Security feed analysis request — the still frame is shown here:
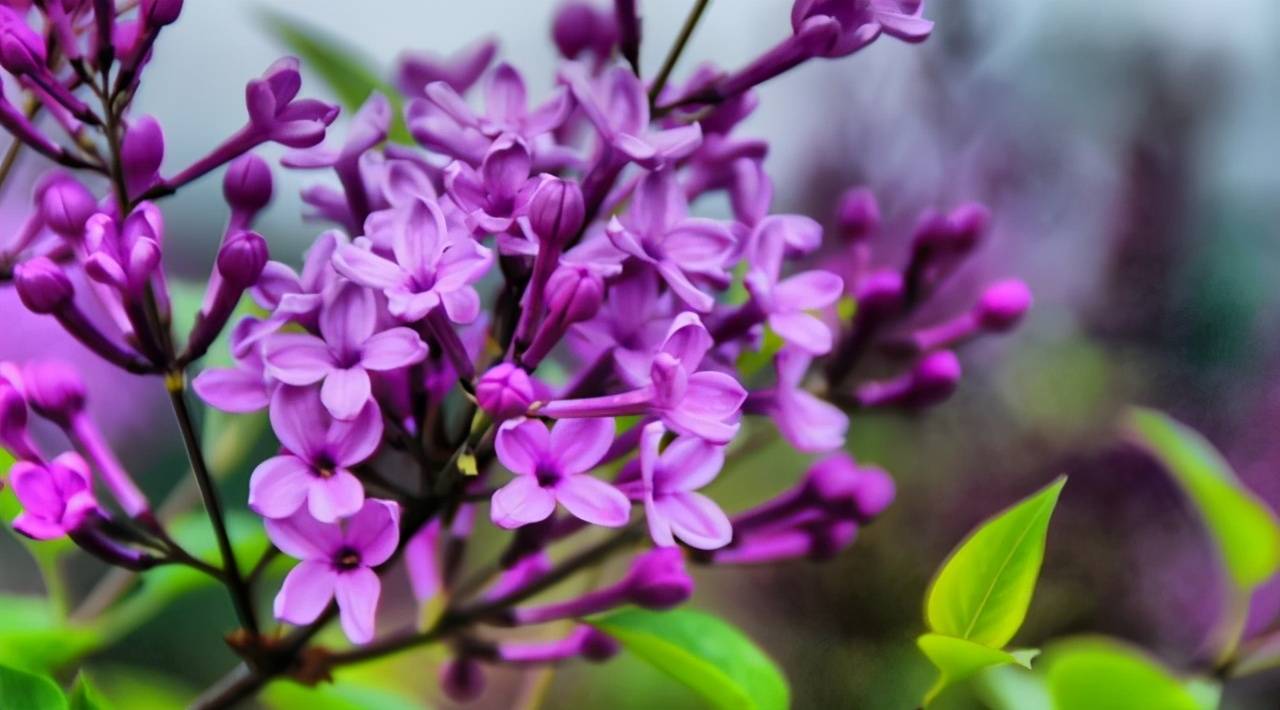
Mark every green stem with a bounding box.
[648,0,713,107]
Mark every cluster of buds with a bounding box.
[0,1,1030,705]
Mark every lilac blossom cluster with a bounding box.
[0,0,1029,705]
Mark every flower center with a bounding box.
[535,463,562,488]
[336,547,362,570]
[313,453,337,479]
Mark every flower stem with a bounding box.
[648,0,713,107]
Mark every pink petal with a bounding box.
[9,462,62,517]
[659,312,713,369]
[333,243,405,290]
[656,261,715,313]
[265,509,343,560]
[658,492,732,550]
[663,218,736,269]
[193,367,269,413]
[264,333,334,386]
[274,560,336,625]
[321,367,373,421]
[319,283,377,353]
[305,470,366,523]
[773,270,843,311]
[495,417,550,475]
[657,436,725,492]
[769,311,833,355]
[662,408,740,446]
[490,476,557,529]
[485,63,527,125]
[605,218,653,263]
[361,328,428,371]
[777,389,848,453]
[555,475,631,527]
[440,287,482,324]
[328,400,385,466]
[683,371,747,419]
[269,385,329,459]
[393,198,448,279]
[335,567,381,644]
[248,455,313,519]
[344,498,401,566]
[549,417,615,475]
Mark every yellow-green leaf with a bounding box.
[1044,637,1215,710]
[0,664,66,710]
[917,633,1035,706]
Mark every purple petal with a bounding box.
[274,560,336,625]
[193,367,269,413]
[773,270,843,311]
[265,509,343,560]
[663,218,735,269]
[481,135,532,197]
[269,385,328,459]
[485,63,528,124]
[248,455,313,519]
[495,417,549,475]
[13,514,66,541]
[306,470,365,523]
[335,567,381,644]
[9,462,61,519]
[656,261,715,313]
[333,243,405,289]
[328,399,385,465]
[659,312,712,369]
[405,521,441,603]
[549,417,615,475]
[628,170,684,237]
[522,88,572,136]
[343,498,401,566]
[361,328,428,371]
[393,199,448,280]
[769,311,833,355]
[646,124,702,163]
[264,333,334,386]
[321,367,373,421]
[491,476,557,529]
[555,475,631,527]
[657,436,725,492]
[440,287,482,324]
[320,283,377,353]
[443,162,488,213]
[601,66,648,133]
[663,407,739,445]
[657,492,732,550]
[777,390,848,453]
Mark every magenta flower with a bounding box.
[267,499,400,645]
[250,385,382,522]
[245,57,342,148]
[444,134,538,233]
[570,271,673,386]
[9,452,99,540]
[744,265,843,356]
[561,63,702,169]
[749,348,848,452]
[424,62,572,143]
[263,282,428,420]
[193,319,273,413]
[332,197,494,324]
[792,0,934,57]
[83,207,163,297]
[395,37,498,98]
[491,417,630,529]
[637,422,732,550]
[605,170,735,313]
[246,229,346,352]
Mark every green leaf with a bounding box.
[973,664,1052,710]
[1126,407,1280,591]
[588,608,789,710]
[924,476,1066,647]
[0,596,102,673]
[916,633,1035,705]
[260,10,412,144]
[0,664,67,710]
[68,672,112,710]
[262,676,426,710]
[1044,637,1215,710]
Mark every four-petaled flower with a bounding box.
[635,422,732,550]
[9,452,98,540]
[444,134,539,233]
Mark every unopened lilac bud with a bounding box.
[222,154,273,213]
[946,202,991,253]
[21,361,87,428]
[441,657,486,703]
[15,257,74,314]
[975,279,1031,332]
[0,380,34,458]
[909,208,952,251]
[216,230,268,287]
[851,465,895,520]
[552,2,616,60]
[623,548,693,609]
[39,176,98,239]
[122,115,165,195]
[141,0,183,27]
[578,628,620,661]
[0,14,47,75]
[836,187,879,242]
[907,350,961,406]
[808,520,858,560]
[529,177,585,248]
[476,363,535,421]
[545,265,603,324]
[803,453,862,519]
[854,270,903,316]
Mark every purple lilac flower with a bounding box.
[263,282,428,420]
[395,37,498,98]
[424,62,572,144]
[792,0,934,57]
[491,416,630,529]
[561,63,702,170]
[748,348,848,452]
[443,134,539,233]
[633,421,732,550]
[193,318,273,413]
[267,499,400,644]
[250,385,383,522]
[9,452,99,540]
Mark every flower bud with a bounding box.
[623,548,693,609]
[440,656,486,703]
[853,270,903,316]
[803,453,863,519]
[906,350,961,406]
[141,0,183,27]
[836,187,879,242]
[545,265,603,325]
[909,208,952,251]
[578,628,620,662]
[15,257,74,313]
[0,13,47,75]
[946,202,991,253]
[808,520,858,560]
[21,361,86,428]
[0,380,31,454]
[975,279,1031,332]
[552,2,617,60]
[223,154,273,213]
[851,465,895,520]
[216,230,268,287]
[38,176,98,239]
[476,363,535,421]
[121,115,165,195]
[529,177,585,248]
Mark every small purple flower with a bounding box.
[636,422,732,550]
[83,206,163,297]
[9,452,99,540]
[250,385,382,522]
[267,499,400,645]
[791,0,934,57]
[247,229,346,351]
[749,348,848,452]
[444,134,538,233]
[571,271,672,386]
[193,318,273,413]
[606,170,735,313]
[561,63,702,169]
[491,416,630,529]
[263,282,428,420]
[332,197,494,324]
[425,62,572,142]
[246,57,342,148]
[744,267,843,356]
[395,37,498,98]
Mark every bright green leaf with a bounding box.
[925,476,1066,647]
[1126,407,1280,591]
[589,608,789,710]
[0,664,67,710]
[262,671,426,710]
[1044,637,1214,710]
[68,672,112,710]
[973,664,1051,710]
[0,596,102,673]
[917,633,1035,706]
[260,11,412,144]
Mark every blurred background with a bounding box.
[3,0,1280,707]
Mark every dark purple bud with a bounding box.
[836,187,879,242]
[854,270,903,316]
[216,230,268,287]
[0,13,47,75]
[975,279,1031,332]
[623,548,693,609]
[808,520,858,560]
[552,2,617,60]
[15,257,74,313]
[476,363,536,421]
[141,0,183,26]
[909,208,952,251]
[906,350,961,406]
[441,657,486,703]
[529,177,585,248]
[545,265,603,325]
[222,154,273,213]
[21,361,86,428]
[946,202,991,253]
[38,176,98,239]
[851,465,895,520]
[803,453,863,519]
[122,115,165,195]
[578,628,620,661]
[0,380,36,459]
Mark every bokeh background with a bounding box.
[3,1,1280,707]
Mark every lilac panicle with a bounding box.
[268,499,401,644]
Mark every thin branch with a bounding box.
[648,0,713,107]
